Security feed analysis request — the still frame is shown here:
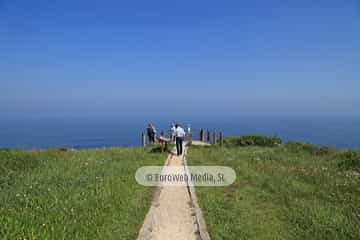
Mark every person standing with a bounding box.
[170,123,176,143]
[146,123,155,144]
[174,123,186,156]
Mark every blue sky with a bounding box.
[1,0,359,118]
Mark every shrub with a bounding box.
[335,150,360,171]
[225,135,282,147]
[285,141,336,155]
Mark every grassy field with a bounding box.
[0,146,166,240]
[188,138,360,240]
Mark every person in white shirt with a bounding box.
[174,123,186,156]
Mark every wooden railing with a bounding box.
[141,127,224,147]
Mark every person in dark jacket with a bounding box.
[146,123,155,144]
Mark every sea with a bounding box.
[0,116,359,150]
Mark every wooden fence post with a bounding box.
[220,132,224,147]
[142,131,146,147]
[213,131,217,145]
[200,128,204,142]
[207,130,211,143]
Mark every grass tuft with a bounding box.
[336,150,360,171]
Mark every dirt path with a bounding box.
[137,141,208,240]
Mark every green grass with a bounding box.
[0,146,166,240]
[224,135,282,147]
[188,143,360,240]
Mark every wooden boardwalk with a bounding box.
[137,141,210,240]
